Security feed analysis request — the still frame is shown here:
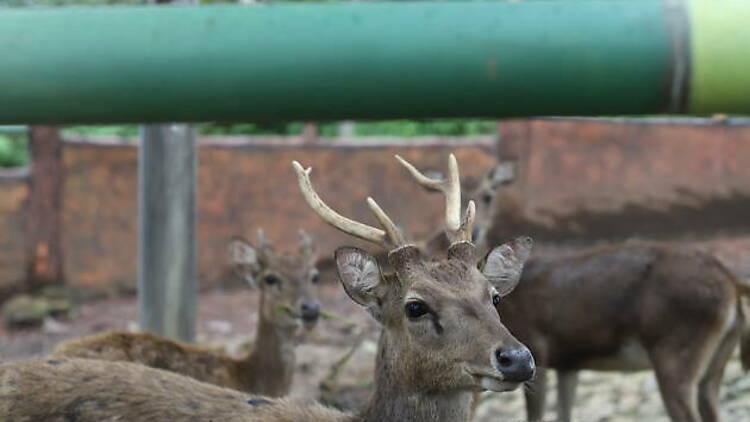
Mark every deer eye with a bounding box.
[482,193,493,204]
[310,272,320,284]
[264,274,281,286]
[492,293,501,307]
[405,301,430,319]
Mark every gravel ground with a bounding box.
[474,357,750,422]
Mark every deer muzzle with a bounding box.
[493,346,535,383]
[300,301,321,328]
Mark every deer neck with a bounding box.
[358,332,473,422]
[238,293,297,396]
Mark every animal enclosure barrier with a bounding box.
[0,0,749,125]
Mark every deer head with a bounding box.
[293,155,534,403]
[469,161,516,245]
[229,230,321,330]
[414,159,518,257]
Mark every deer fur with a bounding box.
[0,358,347,422]
[504,241,750,422]
[449,162,750,422]
[0,155,535,422]
[50,231,321,397]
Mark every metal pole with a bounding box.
[138,124,197,342]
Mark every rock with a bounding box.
[2,295,50,329]
[2,294,73,330]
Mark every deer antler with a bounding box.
[395,154,475,244]
[292,161,406,250]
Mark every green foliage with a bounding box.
[0,135,29,168]
[198,122,301,135]
[352,120,496,136]
[63,125,139,137]
[62,119,497,138]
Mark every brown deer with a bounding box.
[452,161,750,422]
[50,230,322,397]
[0,154,535,422]
[502,241,750,422]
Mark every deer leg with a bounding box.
[652,368,701,422]
[556,369,578,422]
[650,341,710,422]
[698,312,740,422]
[524,367,547,421]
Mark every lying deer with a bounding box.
[449,161,750,422]
[0,154,535,422]
[50,230,321,397]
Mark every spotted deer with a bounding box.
[0,154,534,422]
[450,161,750,422]
[50,230,321,397]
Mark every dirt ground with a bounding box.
[2,238,750,421]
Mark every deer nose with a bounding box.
[300,302,320,322]
[494,347,535,382]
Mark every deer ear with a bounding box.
[489,161,516,188]
[482,236,532,297]
[229,237,260,287]
[335,247,384,321]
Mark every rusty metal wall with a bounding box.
[2,118,749,296]
[491,118,750,245]
[58,136,497,294]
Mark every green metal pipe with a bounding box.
[0,0,747,124]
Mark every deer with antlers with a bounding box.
[50,230,321,397]
[441,160,750,422]
[0,154,534,422]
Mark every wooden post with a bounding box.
[26,126,64,291]
[138,124,197,342]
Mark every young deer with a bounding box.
[50,230,321,397]
[0,154,535,422]
[455,162,750,422]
